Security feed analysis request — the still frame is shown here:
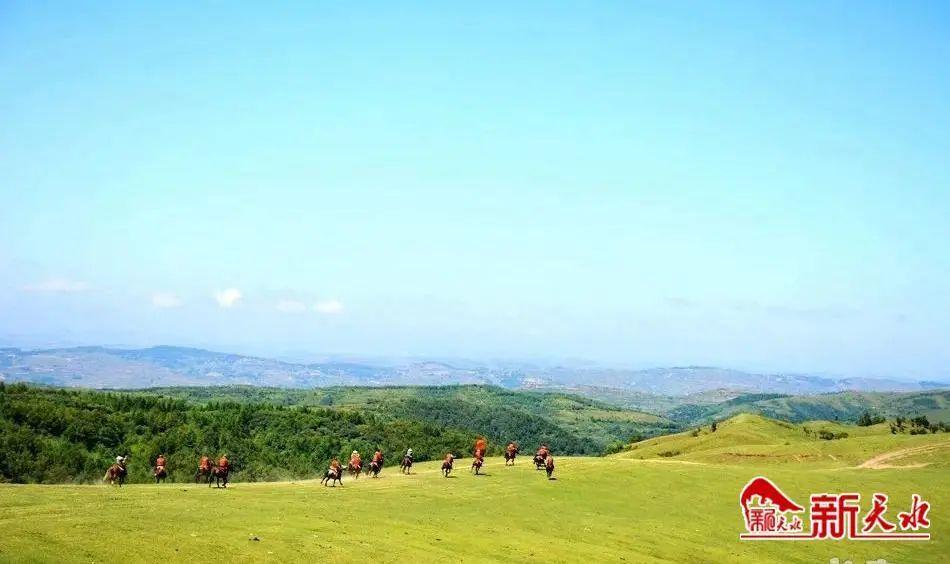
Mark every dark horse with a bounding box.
[210,464,230,488]
[400,455,413,475]
[194,463,214,484]
[441,458,454,477]
[346,461,362,480]
[471,456,484,475]
[545,457,555,479]
[320,467,343,487]
[153,465,168,484]
[366,459,382,478]
[104,463,128,486]
[533,453,547,470]
[504,446,519,466]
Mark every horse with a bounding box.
[346,461,362,479]
[400,455,413,474]
[194,463,214,484]
[533,453,547,470]
[103,463,128,486]
[504,446,519,466]
[471,456,483,475]
[153,465,168,484]
[545,458,555,479]
[210,464,230,488]
[441,459,454,477]
[366,459,382,478]
[320,467,343,487]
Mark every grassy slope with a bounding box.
[1,415,947,563]
[623,413,950,467]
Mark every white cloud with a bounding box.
[214,288,243,308]
[22,278,90,293]
[313,299,344,315]
[276,299,307,313]
[151,292,183,309]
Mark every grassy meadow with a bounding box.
[1,414,947,563]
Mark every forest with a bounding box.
[0,383,674,483]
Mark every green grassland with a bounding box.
[623,413,950,467]
[1,414,946,563]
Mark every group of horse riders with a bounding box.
[104,453,231,486]
[105,439,556,486]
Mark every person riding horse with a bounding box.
[441,453,455,477]
[544,453,555,479]
[534,444,549,470]
[505,442,519,465]
[210,454,230,488]
[321,458,344,486]
[195,455,214,483]
[347,450,362,478]
[104,455,129,486]
[401,448,413,474]
[368,449,384,478]
[153,454,168,483]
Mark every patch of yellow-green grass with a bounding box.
[0,454,946,563]
[621,413,950,468]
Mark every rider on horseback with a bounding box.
[473,438,487,459]
[155,454,166,471]
[404,448,413,462]
[329,458,342,476]
[200,455,212,471]
[218,454,229,472]
[544,453,555,478]
[349,450,361,468]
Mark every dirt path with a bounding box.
[857,443,949,469]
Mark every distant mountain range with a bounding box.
[1,345,946,396]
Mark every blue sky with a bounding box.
[1,2,948,378]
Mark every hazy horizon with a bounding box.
[2,3,949,379]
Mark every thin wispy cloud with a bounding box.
[276,299,307,313]
[313,299,344,315]
[151,292,183,309]
[214,288,243,308]
[22,278,90,293]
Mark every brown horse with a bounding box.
[210,464,229,488]
[471,456,484,475]
[153,465,168,484]
[504,445,519,466]
[400,455,413,474]
[346,461,362,479]
[104,463,128,486]
[194,463,214,484]
[441,458,454,477]
[533,453,547,470]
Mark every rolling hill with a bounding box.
[621,413,950,468]
[0,419,946,563]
